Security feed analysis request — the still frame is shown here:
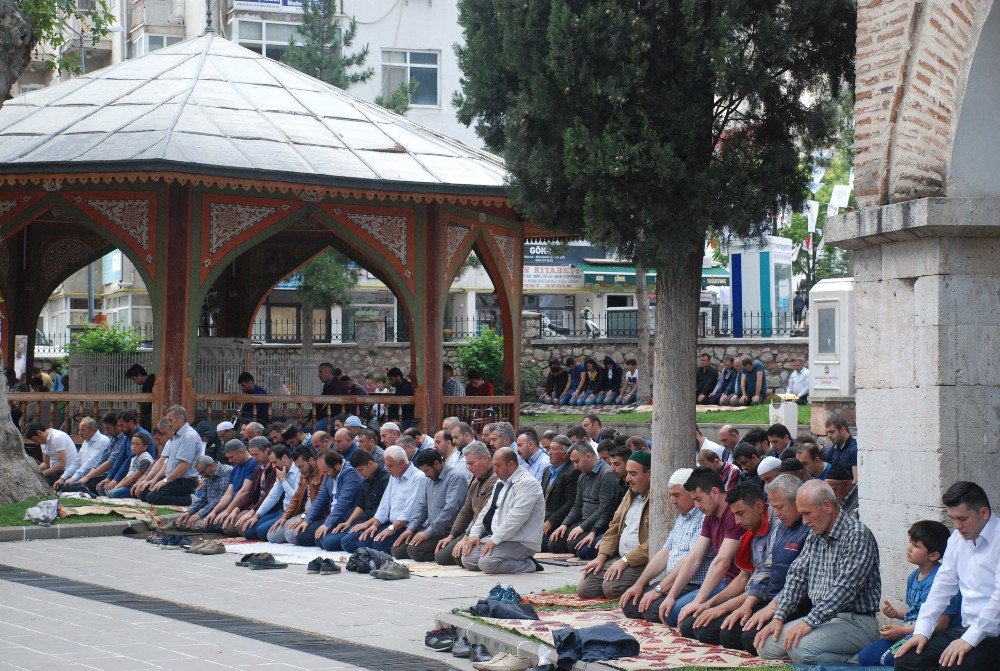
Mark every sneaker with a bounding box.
[307,557,323,574]
[425,626,454,646]
[159,535,190,550]
[425,632,456,652]
[320,559,340,575]
[473,652,531,671]
[451,636,472,658]
[375,560,410,580]
[191,540,225,555]
[235,553,259,567]
[248,553,288,570]
[488,583,505,600]
[499,586,522,604]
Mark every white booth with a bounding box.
[727,236,795,336]
[808,277,855,398]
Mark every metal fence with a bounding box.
[532,312,654,339]
[443,317,502,341]
[34,324,155,360]
[699,310,804,338]
[250,317,408,344]
[531,309,805,340]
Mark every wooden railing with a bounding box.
[194,393,417,428]
[8,392,154,434]
[443,395,518,433]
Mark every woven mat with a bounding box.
[222,541,351,566]
[534,552,588,567]
[483,608,774,669]
[405,563,474,578]
[522,593,615,608]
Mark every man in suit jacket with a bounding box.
[541,435,580,551]
[462,447,545,574]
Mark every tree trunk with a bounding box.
[301,300,315,359]
[634,254,653,404]
[648,249,704,550]
[0,382,52,506]
[0,0,34,105]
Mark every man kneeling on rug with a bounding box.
[578,451,650,599]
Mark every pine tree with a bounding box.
[280,0,372,89]
[454,0,855,545]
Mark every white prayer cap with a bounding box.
[758,456,782,476]
[668,468,694,487]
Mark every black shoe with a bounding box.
[425,626,451,646]
[236,553,259,567]
[249,553,288,570]
[470,643,492,663]
[425,634,456,652]
[346,551,364,573]
[531,558,544,572]
[307,557,323,574]
[452,637,471,658]
[320,558,340,575]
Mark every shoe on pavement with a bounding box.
[474,652,531,671]
[488,583,505,600]
[451,637,471,658]
[376,560,410,580]
[499,586,522,604]
[469,644,493,663]
[307,557,323,574]
[425,634,456,652]
[531,558,544,572]
[471,651,508,670]
[184,539,209,553]
[320,559,340,575]
[249,553,288,570]
[425,626,455,647]
[236,553,259,567]
[191,540,225,555]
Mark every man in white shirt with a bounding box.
[341,445,425,553]
[696,427,726,466]
[55,418,110,491]
[435,429,470,482]
[24,423,79,485]
[896,481,1000,671]
[786,358,810,404]
[515,427,551,482]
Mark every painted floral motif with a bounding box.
[490,231,517,284]
[0,200,19,218]
[87,199,150,250]
[447,224,471,271]
[209,203,277,254]
[346,213,408,265]
[41,238,105,286]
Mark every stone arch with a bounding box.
[946,1,1000,196]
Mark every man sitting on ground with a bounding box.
[241,421,265,442]
[176,456,234,531]
[729,357,767,406]
[216,436,273,533]
[823,416,858,483]
[795,443,831,479]
[266,447,323,544]
[698,449,741,491]
[716,425,740,463]
[825,464,858,517]
[515,427,550,482]
[145,405,203,505]
[547,444,620,560]
[734,444,765,493]
[340,445,425,553]
[379,422,402,450]
[55,417,110,493]
[331,428,356,461]
[757,456,783,485]
[658,468,743,627]
[766,424,795,457]
[392,449,466,562]
[679,482,775,643]
[404,426,435,453]
[696,353,719,404]
[696,427,726,465]
[282,425,313,451]
[108,433,155,498]
[708,356,738,406]
[582,414,603,445]
[434,429,467,480]
[462,447,545,574]
[242,445,301,540]
[357,428,384,466]
[786,358,809,404]
[579,451,651,599]
[621,469,710,622]
[24,422,79,486]
[755,480,880,665]
[318,450,389,552]
[200,439,260,529]
[540,435,580,551]
[302,450,363,547]
[609,445,633,500]
[895,481,1000,671]
[435,442,498,565]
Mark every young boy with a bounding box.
[618,359,639,405]
[109,434,155,499]
[856,520,961,666]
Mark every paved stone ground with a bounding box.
[0,537,580,671]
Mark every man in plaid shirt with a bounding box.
[755,480,881,664]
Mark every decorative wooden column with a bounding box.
[415,202,446,430]
[159,183,197,412]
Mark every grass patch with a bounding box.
[0,497,152,528]
[543,583,580,595]
[522,404,810,427]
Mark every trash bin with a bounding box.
[767,394,798,430]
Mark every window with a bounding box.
[132,34,182,57]
[817,307,836,354]
[606,295,632,308]
[234,20,301,61]
[381,50,439,106]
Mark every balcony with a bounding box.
[131,0,185,29]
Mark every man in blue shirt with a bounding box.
[238,372,269,423]
[146,405,203,506]
[823,416,858,483]
[515,427,551,482]
[558,356,586,406]
[728,357,767,406]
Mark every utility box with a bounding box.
[727,236,795,336]
[808,278,855,398]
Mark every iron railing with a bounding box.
[530,310,805,339]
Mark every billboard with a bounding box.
[233,0,303,12]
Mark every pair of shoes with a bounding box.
[307,557,340,575]
[452,637,472,658]
[146,530,165,544]
[488,583,505,600]
[371,560,409,580]
[158,535,191,550]
[473,651,531,671]
[186,540,225,555]
[249,553,288,570]
[425,625,457,651]
[470,644,492,663]
[236,552,263,567]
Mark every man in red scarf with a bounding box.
[679,482,775,643]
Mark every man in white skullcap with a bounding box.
[620,468,713,623]
[758,456,783,484]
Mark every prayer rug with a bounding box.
[222,541,351,565]
[521,593,615,608]
[404,563,476,578]
[534,552,588,567]
[59,505,162,528]
[482,608,775,669]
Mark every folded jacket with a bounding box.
[469,599,539,620]
[553,623,640,671]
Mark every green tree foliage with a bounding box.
[375,80,417,115]
[455,328,504,388]
[297,250,359,310]
[280,0,372,89]
[68,323,143,354]
[454,0,855,543]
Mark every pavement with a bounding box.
[0,536,581,671]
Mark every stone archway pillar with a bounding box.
[826,196,1000,594]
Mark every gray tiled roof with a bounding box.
[0,35,507,192]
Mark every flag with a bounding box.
[808,165,826,194]
[827,205,839,217]
[806,200,820,233]
[830,184,852,209]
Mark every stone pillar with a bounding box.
[826,197,1000,595]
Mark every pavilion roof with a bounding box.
[0,34,508,195]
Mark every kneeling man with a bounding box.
[578,451,651,599]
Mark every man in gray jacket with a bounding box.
[547,444,621,559]
[462,447,545,574]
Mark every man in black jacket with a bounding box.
[541,435,581,551]
[538,361,569,405]
[696,353,719,404]
[547,444,619,559]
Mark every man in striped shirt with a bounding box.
[755,480,880,664]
